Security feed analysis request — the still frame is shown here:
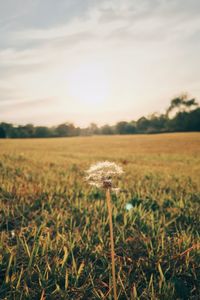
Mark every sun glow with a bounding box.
[67,62,110,106]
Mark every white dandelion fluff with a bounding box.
[86,161,123,189]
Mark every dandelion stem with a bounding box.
[106,188,117,300]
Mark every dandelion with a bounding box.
[86,161,123,300]
[86,161,123,189]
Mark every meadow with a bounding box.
[0,133,200,300]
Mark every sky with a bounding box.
[0,0,200,127]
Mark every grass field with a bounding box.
[0,133,200,299]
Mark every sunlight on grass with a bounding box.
[0,133,199,299]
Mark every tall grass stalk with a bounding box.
[106,188,117,300]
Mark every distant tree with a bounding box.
[35,126,51,138]
[56,123,77,137]
[167,94,198,116]
[146,114,168,133]
[115,121,136,134]
[0,122,13,138]
[56,124,69,137]
[79,127,89,136]
[186,108,200,131]
[183,98,198,112]
[125,122,136,134]
[101,124,114,135]
[17,126,30,138]
[74,126,81,136]
[136,117,150,133]
[23,124,35,137]
[166,97,183,116]
[47,127,57,137]
[168,108,200,132]
[0,126,6,138]
[88,123,99,135]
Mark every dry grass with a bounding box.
[0,133,200,299]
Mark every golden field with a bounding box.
[0,133,200,299]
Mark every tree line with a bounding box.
[0,94,200,138]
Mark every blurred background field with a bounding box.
[0,133,200,299]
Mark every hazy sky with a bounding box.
[0,0,200,126]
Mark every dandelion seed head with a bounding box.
[86,161,123,189]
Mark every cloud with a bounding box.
[2,0,200,53]
[98,0,200,43]
[0,29,94,67]
[0,86,23,102]
[0,0,200,125]
[0,97,52,108]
